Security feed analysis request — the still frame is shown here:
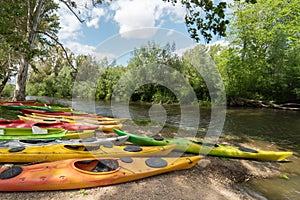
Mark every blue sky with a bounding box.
[56,0,229,65]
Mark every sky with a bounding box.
[55,0,229,65]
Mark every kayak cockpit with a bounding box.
[64,145,102,151]
[74,159,120,174]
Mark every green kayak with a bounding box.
[114,129,293,161]
[0,127,94,140]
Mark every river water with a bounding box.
[27,96,300,199]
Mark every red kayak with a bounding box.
[20,108,104,118]
[0,120,99,131]
[0,101,50,106]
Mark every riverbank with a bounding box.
[0,100,298,199]
[0,144,296,199]
[228,97,300,111]
[0,126,296,199]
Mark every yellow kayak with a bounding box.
[32,113,128,123]
[0,143,176,162]
[98,124,123,132]
[21,114,119,125]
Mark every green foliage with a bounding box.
[95,42,216,104]
[96,66,127,100]
[110,42,200,104]
[73,56,107,99]
[0,0,61,100]
[24,0,300,105]
[27,47,77,98]
[163,0,257,43]
[1,84,15,98]
[216,0,300,103]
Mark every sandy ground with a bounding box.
[0,127,297,200]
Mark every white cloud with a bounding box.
[64,41,95,55]
[56,0,188,57]
[110,0,186,39]
[174,44,198,57]
[166,29,174,36]
[56,6,83,41]
[65,40,116,61]
[56,0,107,41]
[86,7,107,29]
[209,40,230,47]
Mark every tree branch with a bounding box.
[59,0,85,23]
[35,30,77,73]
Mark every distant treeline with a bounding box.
[3,0,299,105]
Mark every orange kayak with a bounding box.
[0,156,201,191]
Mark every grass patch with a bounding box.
[132,120,152,126]
[0,106,20,120]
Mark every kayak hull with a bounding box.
[0,156,201,191]
[22,114,119,125]
[0,119,99,131]
[20,108,99,117]
[0,144,176,162]
[0,135,129,147]
[0,127,95,140]
[0,101,50,106]
[18,115,122,132]
[114,129,293,161]
[6,105,72,112]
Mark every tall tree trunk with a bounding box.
[0,50,12,96]
[12,0,44,101]
[0,71,10,96]
[12,55,28,101]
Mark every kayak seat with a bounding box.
[91,159,119,172]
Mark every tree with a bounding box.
[0,0,61,100]
[1,0,258,100]
[220,0,300,102]
[0,44,15,95]
[0,2,25,96]
[27,46,76,98]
